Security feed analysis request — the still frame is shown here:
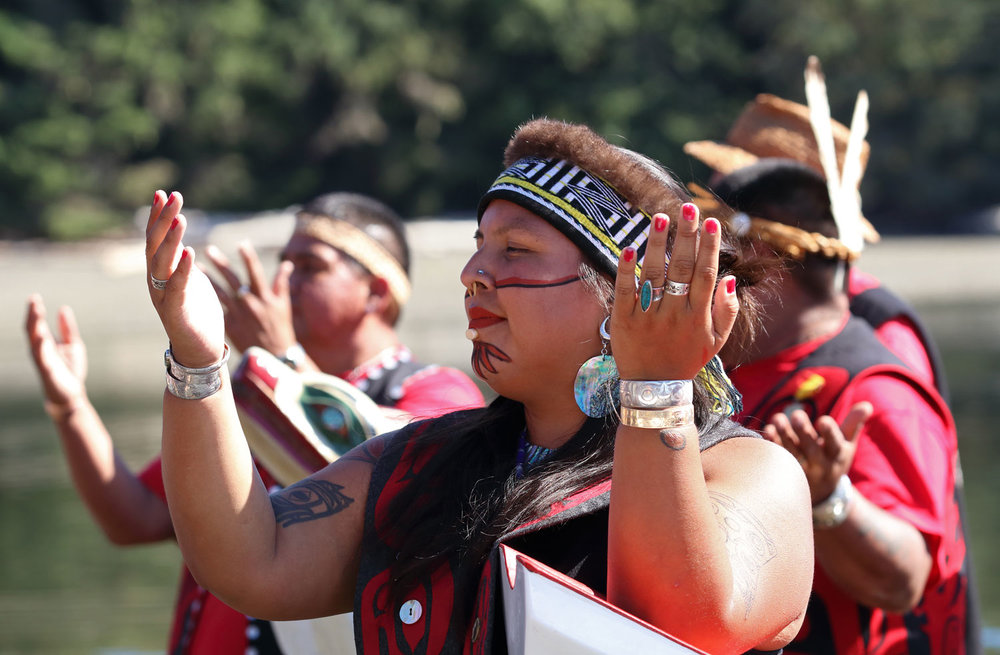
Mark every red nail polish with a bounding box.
[181,248,189,260]
[165,193,175,208]
[623,246,636,263]
[171,217,179,229]
[705,218,718,234]
[654,215,668,232]
[682,203,697,221]
[726,277,736,294]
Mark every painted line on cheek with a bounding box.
[494,275,581,290]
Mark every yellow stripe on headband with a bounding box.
[495,175,646,279]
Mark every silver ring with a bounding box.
[651,286,665,302]
[664,279,690,296]
[150,274,168,290]
[236,284,251,298]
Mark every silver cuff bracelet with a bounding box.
[620,404,695,430]
[620,379,693,409]
[164,344,230,400]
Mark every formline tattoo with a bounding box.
[709,490,777,618]
[271,479,354,527]
[341,440,382,466]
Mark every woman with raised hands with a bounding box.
[144,118,813,655]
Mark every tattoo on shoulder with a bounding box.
[341,440,383,466]
[658,429,687,451]
[271,479,355,528]
[709,491,777,618]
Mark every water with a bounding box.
[2,232,999,653]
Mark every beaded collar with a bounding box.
[514,429,555,478]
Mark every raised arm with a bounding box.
[145,190,371,619]
[24,294,172,544]
[607,205,813,654]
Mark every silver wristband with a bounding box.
[812,474,855,529]
[164,344,230,400]
[620,379,693,409]
[620,404,695,430]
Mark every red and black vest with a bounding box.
[353,417,770,655]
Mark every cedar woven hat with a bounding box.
[683,94,870,180]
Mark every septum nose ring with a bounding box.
[469,270,487,297]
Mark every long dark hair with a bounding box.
[380,238,765,615]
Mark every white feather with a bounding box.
[804,56,868,256]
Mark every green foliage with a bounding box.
[0,0,997,239]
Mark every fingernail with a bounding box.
[654,215,668,232]
[181,248,189,260]
[153,191,161,205]
[705,218,719,234]
[682,203,697,221]
[171,217,179,229]
[726,277,736,294]
[164,193,175,208]
[623,246,636,263]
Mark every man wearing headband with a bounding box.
[206,192,482,417]
[26,192,483,655]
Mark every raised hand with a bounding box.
[611,203,739,381]
[145,190,226,368]
[25,295,88,407]
[763,401,873,504]
[203,241,296,356]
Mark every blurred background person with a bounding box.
[24,191,483,655]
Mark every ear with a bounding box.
[366,276,393,315]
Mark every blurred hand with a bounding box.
[145,190,226,368]
[24,294,88,406]
[763,401,873,504]
[203,241,296,356]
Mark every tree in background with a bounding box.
[0,0,997,239]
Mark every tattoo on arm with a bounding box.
[658,429,687,451]
[271,479,354,528]
[341,440,382,466]
[709,491,777,618]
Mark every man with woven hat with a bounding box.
[685,88,948,399]
[690,59,971,654]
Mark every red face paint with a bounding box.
[471,341,512,378]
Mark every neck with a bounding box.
[304,317,401,375]
[521,395,588,450]
[732,284,849,367]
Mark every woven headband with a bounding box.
[478,157,648,279]
[294,213,412,306]
[478,156,741,417]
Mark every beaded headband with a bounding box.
[294,213,412,307]
[479,155,741,417]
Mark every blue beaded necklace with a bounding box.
[514,429,555,478]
